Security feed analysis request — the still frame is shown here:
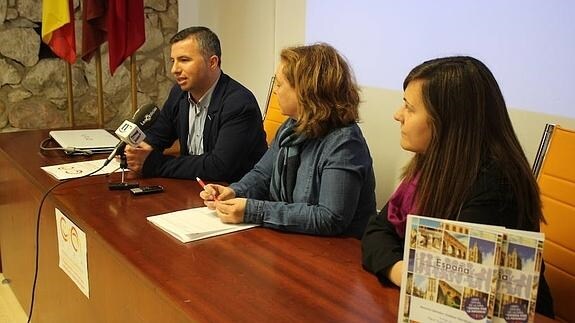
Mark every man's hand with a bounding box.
[124,142,153,174]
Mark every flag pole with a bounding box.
[130,54,137,114]
[95,48,104,127]
[66,61,75,127]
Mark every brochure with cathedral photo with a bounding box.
[398,215,544,323]
[398,215,504,323]
[493,229,544,323]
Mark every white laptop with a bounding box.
[49,129,120,153]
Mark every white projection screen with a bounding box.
[306,0,575,118]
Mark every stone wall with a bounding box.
[0,0,178,132]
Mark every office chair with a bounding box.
[262,76,288,146]
[533,123,575,323]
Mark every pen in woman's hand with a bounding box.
[196,177,218,200]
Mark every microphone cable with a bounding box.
[26,163,107,323]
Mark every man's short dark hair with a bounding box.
[170,26,221,66]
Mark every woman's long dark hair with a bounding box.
[403,56,543,229]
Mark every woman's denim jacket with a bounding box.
[230,121,377,238]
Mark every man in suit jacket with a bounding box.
[125,26,267,182]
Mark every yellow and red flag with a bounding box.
[41,0,77,64]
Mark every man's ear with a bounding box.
[209,55,219,69]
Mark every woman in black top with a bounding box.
[361,56,554,317]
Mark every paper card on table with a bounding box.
[41,158,122,180]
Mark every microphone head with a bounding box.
[131,103,160,131]
[115,120,145,146]
[114,103,160,147]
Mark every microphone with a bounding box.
[104,103,160,166]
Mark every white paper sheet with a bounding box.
[41,158,122,180]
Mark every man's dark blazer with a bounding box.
[142,72,268,182]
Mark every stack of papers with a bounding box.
[147,207,258,243]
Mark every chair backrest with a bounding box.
[533,124,575,323]
[262,76,288,146]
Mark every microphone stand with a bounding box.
[108,146,139,190]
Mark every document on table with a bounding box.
[147,207,259,243]
[41,158,122,180]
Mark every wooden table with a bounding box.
[0,130,559,323]
[0,129,398,322]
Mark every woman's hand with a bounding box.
[387,260,404,286]
[199,184,235,209]
[213,198,247,224]
[199,185,246,223]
